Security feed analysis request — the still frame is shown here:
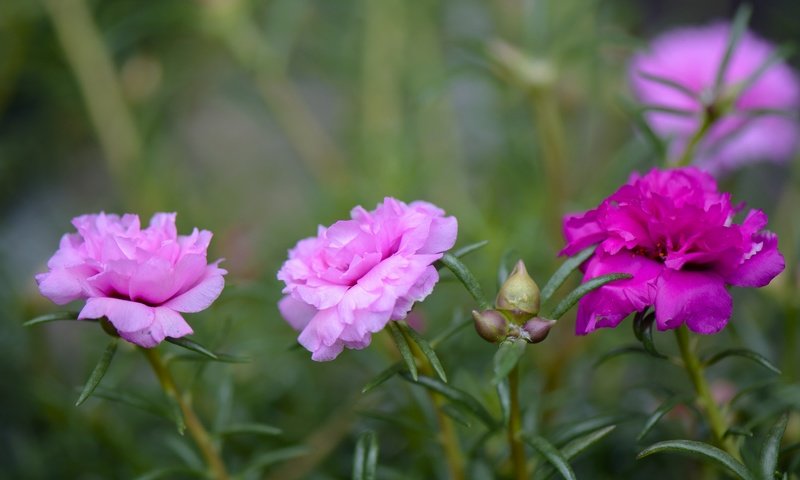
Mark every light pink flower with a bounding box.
[630,23,800,173]
[36,213,226,347]
[277,198,458,361]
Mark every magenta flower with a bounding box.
[278,198,457,361]
[630,23,800,173]
[561,167,784,335]
[36,213,227,347]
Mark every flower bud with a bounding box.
[496,260,540,322]
[522,317,555,344]
[472,309,509,343]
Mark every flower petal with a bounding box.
[163,264,226,313]
[728,232,785,287]
[154,307,194,339]
[655,269,732,334]
[78,297,154,333]
[278,295,317,331]
[575,252,662,335]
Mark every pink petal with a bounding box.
[655,269,732,334]
[154,307,193,338]
[560,209,605,256]
[163,264,226,313]
[36,269,85,305]
[120,319,165,348]
[279,295,317,331]
[78,297,154,333]
[418,216,458,255]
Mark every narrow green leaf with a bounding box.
[725,427,753,438]
[134,466,207,480]
[639,104,697,117]
[618,96,666,158]
[436,253,490,310]
[547,273,632,320]
[637,70,699,100]
[540,246,595,304]
[492,338,527,384]
[593,346,650,369]
[713,4,753,96]
[704,348,781,375]
[441,404,473,428]
[760,413,789,480]
[539,426,617,480]
[638,440,754,480]
[525,435,577,480]
[165,337,218,360]
[218,423,282,437]
[170,353,251,364]
[633,311,667,359]
[551,415,624,445]
[243,446,309,476]
[166,393,186,435]
[451,240,489,259]
[353,431,379,480]
[401,373,497,429]
[397,321,447,383]
[388,322,417,381]
[92,387,171,419]
[727,45,794,104]
[637,395,691,442]
[76,337,118,406]
[23,311,81,327]
[731,379,779,408]
[496,380,511,426]
[362,363,403,394]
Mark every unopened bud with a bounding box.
[472,309,509,343]
[522,317,555,344]
[496,260,540,322]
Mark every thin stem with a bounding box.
[675,114,713,167]
[141,348,230,480]
[403,332,465,480]
[508,365,527,480]
[674,327,740,460]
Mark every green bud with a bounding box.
[472,309,509,343]
[496,260,540,322]
[522,317,555,344]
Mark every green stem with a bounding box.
[403,334,465,480]
[141,348,230,480]
[674,327,740,460]
[508,365,527,480]
[675,114,713,167]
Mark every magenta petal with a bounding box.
[78,297,155,333]
[279,295,317,331]
[655,269,732,334]
[154,307,193,339]
[418,216,458,254]
[561,209,605,256]
[163,264,226,313]
[728,232,785,287]
[575,253,662,335]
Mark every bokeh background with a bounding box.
[2,0,799,478]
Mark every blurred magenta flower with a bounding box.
[278,198,457,361]
[36,213,226,347]
[630,23,800,173]
[561,167,784,335]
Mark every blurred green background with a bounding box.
[2,0,799,478]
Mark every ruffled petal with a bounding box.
[575,252,662,335]
[279,295,317,331]
[728,232,785,287]
[78,297,154,333]
[655,269,732,334]
[163,264,227,313]
[153,307,193,339]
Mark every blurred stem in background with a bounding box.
[674,327,741,460]
[507,365,527,480]
[359,0,407,197]
[488,40,567,243]
[200,0,349,194]
[141,348,230,480]
[41,0,142,197]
